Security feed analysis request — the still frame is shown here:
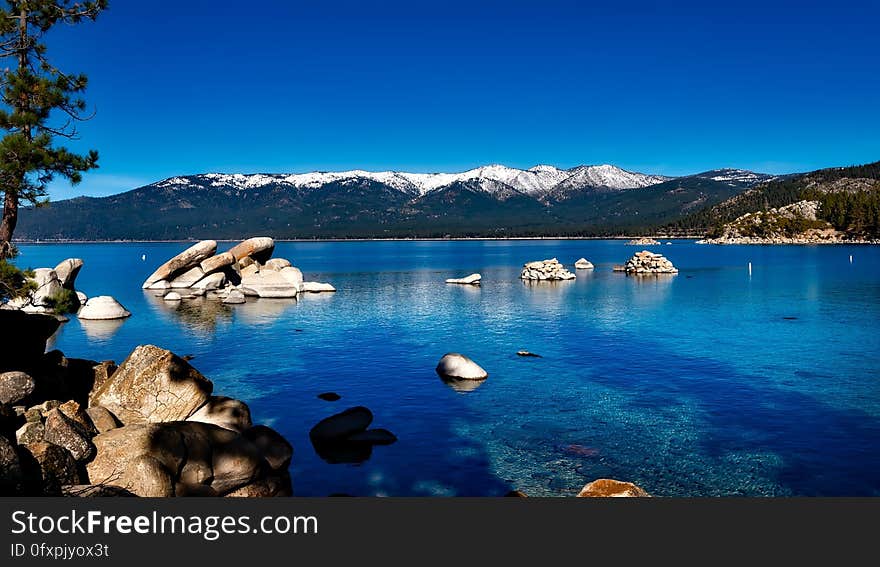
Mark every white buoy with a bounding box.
[748,262,752,276]
[141,254,146,261]
[850,255,853,264]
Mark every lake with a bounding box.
[15,240,880,496]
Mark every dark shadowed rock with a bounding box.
[317,392,341,401]
[0,371,35,404]
[0,435,23,495]
[577,478,650,497]
[347,428,397,445]
[88,361,118,405]
[187,396,252,432]
[225,471,292,497]
[243,425,293,471]
[91,345,213,424]
[43,409,94,461]
[309,406,373,442]
[58,400,97,436]
[0,311,60,372]
[21,441,80,495]
[505,490,528,497]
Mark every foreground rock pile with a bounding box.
[143,237,335,303]
[0,311,292,497]
[623,250,678,274]
[520,258,576,281]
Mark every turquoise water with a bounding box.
[15,240,880,496]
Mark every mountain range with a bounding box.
[18,164,780,240]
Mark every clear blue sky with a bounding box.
[45,0,879,199]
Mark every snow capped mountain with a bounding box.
[156,163,672,200]
[691,169,777,187]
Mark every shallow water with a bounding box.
[16,240,880,496]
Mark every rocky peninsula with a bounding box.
[0,311,292,497]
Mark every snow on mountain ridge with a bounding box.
[156,164,673,198]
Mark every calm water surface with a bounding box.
[16,240,880,496]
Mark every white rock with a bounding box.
[78,296,131,320]
[147,280,170,290]
[574,258,594,269]
[446,273,481,285]
[278,266,303,287]
[75,291,88,304]
[168,266,205,288]
[240,271,298,298]
[264,258,291,271]
[435,353,488,380]
[222,290,246,304]
[53,258,84,289]
[142,240,217,288]
[163,292,182,301]
[192,272,226,291]
[299,282,336,293]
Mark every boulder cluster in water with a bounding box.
[622,250,679,274]
[143,237,335,302]
[627,237,661,246]
[0,312,292,497]
[520,258,576,281]
[2,257,131,321]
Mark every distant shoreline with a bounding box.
[16,236,698,244]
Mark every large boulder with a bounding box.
[278,266,303,287]
[243,425,293,471]
[87,422,278,497]
[577,478,650,497]
[142,240,218,288]
[78,296,131,320]
[90,345,213,424]
[240,270,298,298]
[43,408,95,461]
[53,258,84,290]
[264,258,291,271]
[0,371,35,404]
[574,258,594,270]
[0,311,60,372]
[222,289,246,304]
[226,237,275,263]
[435,353,488,380]
[168,266,205,288]
[199,252,235,275]
[193,272,226,291]
[9,268,63,312]
[186,396,252,432]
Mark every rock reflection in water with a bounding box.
[311,438,373,464]
[441,376,485,393]
[235,298,298,325]
[144,292,233,334]
[78,317,126,340]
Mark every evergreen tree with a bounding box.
[0,0,106,259]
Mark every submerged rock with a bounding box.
[516,350,541,358]
[577,478,650,497]
[317,392,341,402]
[78,296,131,320]
[309,406,373,442]
[436,353,488,380]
